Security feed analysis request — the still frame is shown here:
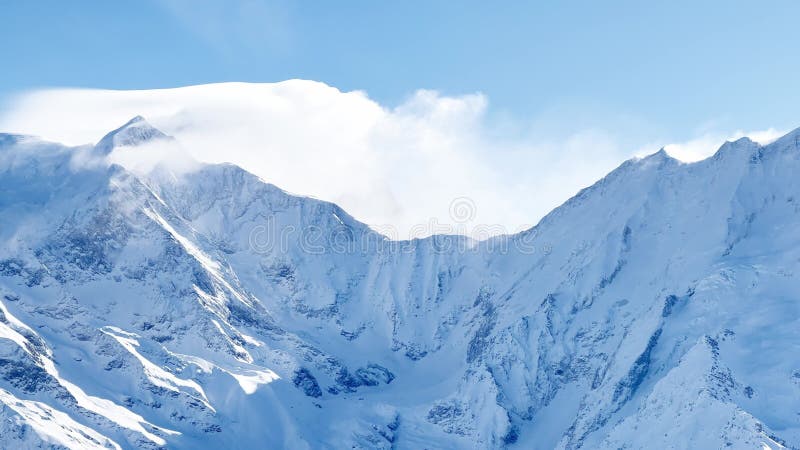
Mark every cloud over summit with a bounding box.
[0,80,778,239]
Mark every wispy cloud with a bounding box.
[154,0,293,55]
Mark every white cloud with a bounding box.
[0,81,784,239]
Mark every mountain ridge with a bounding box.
[0,118,798,449]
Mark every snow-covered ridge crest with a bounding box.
[0,117,799,449]
[95,115,172,154]
[92,116,201,179]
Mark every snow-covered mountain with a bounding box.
[1,117,799,449]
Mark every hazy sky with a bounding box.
[1,1,797,236]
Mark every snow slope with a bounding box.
[0,118,799,449]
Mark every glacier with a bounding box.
[0,117,799,449]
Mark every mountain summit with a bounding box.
[94,115,171,154]
[0,119,798,449]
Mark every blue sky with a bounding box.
[2,1,799,235]
[3,0,800,139]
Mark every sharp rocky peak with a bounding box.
[95,115,172,154]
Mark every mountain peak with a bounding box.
[95,116,171,154]
[709,136,759,162]
[635,147,678,169]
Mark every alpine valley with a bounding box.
[1,116,799,449]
